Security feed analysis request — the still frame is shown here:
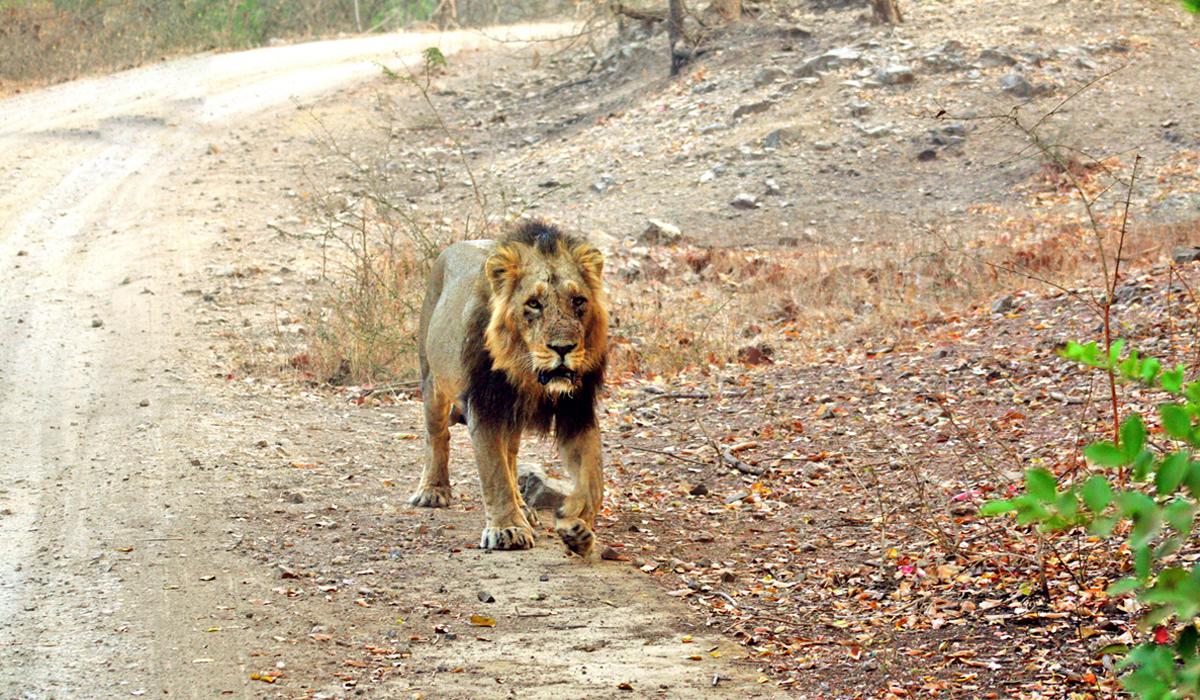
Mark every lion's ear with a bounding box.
[485,243,523,295]
[572,243,604,289]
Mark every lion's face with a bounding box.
[483,235,607,396]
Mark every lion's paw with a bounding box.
[480,525,536,550]
[408,485,452,508]
[555,517,595,558]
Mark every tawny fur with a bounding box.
[410,221,608,556]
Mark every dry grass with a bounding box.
[605,214,1200,377]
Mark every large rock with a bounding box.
[1173,246,1200,264]
[517,463,571,511]
[999,71,1034,97]
[638,219,683,246]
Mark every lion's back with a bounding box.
[419,240,494,396]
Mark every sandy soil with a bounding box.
[0,25,774,699]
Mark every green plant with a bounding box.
[983,341,1200,698]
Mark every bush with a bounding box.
[983,341,1200,697]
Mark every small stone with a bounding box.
[1000,71,1034,98]
[1173,246,1200,264]
[138,399,150,408]
[288,492,305,504]
[91,318,104,328]
[753,67,788,87]
[731,193,759,210]
[737,343,774,365]
[978,48,1018,67]
[477,590,495,603]
[875,64,914,85]
[689,483,709,497]
[764,179,782,196]
[724,491,750,504]
[991,294,1018,314]
[699,122,729,134]
[732,99,775,120]
[762,127,802,149]
[638,220,682,246]
[600,546,624,561]
[538,573,549,582]
[517,463,571,511]
[916,149,937,162]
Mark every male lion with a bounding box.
[410,220,608,556]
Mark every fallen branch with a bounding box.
[613,3,665,23]
[694,418,765,475]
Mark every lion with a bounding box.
[409,220,608,557]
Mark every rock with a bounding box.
[592,174,616,193]
[991,294,1018,314]
[689,483,709,497]
[731,193,759,210]
[1173,246,1200,264]
[638,220,682,246]
[762,127,803,149]
[916,149,937,162]
[600,546,625,561]
[724,491,750,504]
[875,64,915,85]
[978,48,1018,67]
[517,463,571,511]
[753,67,788,87]
[737,343,774,365]
[764,178,782,196]
[138,399,150,408]
[999,71,1034,97]
[477,590,495,603]
[732,99,776,120]
[796,47,862,77]
[847,99,871,117]
[90,318,103,328]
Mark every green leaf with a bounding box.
[1185,0,1200,14]
[1082,476,1113,512]
[978,499,1015,516]
[1140,357,1162,384]
[1108,576,1144,595]
[1025,468,1058,503]
[1133,450,1155,482]
[1131,508,1163,550]
[1135,544,1153,580]
[1164,497,1196,534]
[1090,515,1118,537]
[1160,367,1185,394]
[1161,404,1193,441]
[1121,415,1147,460]
[1157,452,1190,495]
[1186,381,1200,405]
[422,47,448,69]
[1085,442,1128,467]
[1109,338,1125,366]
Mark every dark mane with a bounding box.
[501,219,584,256]
[459,220,604,440]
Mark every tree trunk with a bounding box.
[870,0,902,24]
[667,0,687,76]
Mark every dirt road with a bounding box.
[0,26,772,700]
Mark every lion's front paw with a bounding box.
[409,485,452,508]
[555,517,595,558]
[480,525,536,550]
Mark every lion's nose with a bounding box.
[549,343,576,359]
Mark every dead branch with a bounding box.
[612,3,664,23]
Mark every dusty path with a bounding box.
[0,25,773,700]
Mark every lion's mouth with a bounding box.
[537,366,577,386]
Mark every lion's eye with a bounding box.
[525,298,542,311]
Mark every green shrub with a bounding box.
[983,340,1200,697]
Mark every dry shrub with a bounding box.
[606,214,1200,374]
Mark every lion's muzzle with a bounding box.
[537,366,577,386]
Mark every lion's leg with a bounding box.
[409,383,453,508]
[555,428,603,558]
[506,432,539,528]
[470,423,535,550]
